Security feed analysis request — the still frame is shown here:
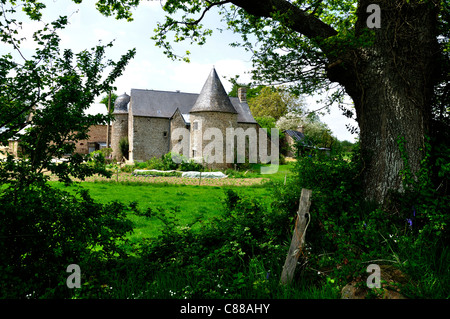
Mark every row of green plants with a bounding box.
[131,170,183,177]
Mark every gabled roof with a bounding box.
[284,129,306,141]
[130,89,198,118]
[284,129,331,150]
[125,68,257,124]
[284,129,311,147]
[190,68,237,114]
[230,97,256,123]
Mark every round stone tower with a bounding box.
[111,92,130,161]
[189,68,238,169]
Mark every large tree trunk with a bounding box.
[327,0,440,203]
[228,0,441,204]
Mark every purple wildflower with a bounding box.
[406,218,413,227]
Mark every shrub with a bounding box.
[0,183,134,298]
[138,189,291,298]
[89,150,105,164]
[269,139,450,297]
[179,159,204,172]
[270,148,382,284]
[143,157,165,170]
[162,152,179,170]
[100,147,113,159]
[119,137,129,160]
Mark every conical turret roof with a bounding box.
[114,92,130,113]
[190,68,237,114]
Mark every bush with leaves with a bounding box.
[0,1,135,298]
[138,189,291,298]
[270,139,449,297]
[119,137,129,160]
[0,184,134,298]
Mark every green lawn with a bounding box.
[52,181,272,243]
[51,163,294,243]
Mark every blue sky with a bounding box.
[7,0,358,142]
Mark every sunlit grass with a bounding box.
[51,181,272,241]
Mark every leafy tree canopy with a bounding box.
[0,0,136,298]
[100,92,119,113]
[0,0,136,185]
[276,111,334,148]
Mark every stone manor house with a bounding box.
[109,68,271,169]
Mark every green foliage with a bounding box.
[100,147,113,159]
[0,183,134,298]
[276,111,335,149]
[0,0,136,298]
[248,86,307,120]
[119,137,129,160]
[0,1,136,185]
[228,82,264,100]
[179,158,204,171]
[130,152,204,172]
[270,140,450,297]
[89,150,106,165]
[132,170,182,177]
[136,188,294,298]
[248,86,288,120]
[162,152,179,170]
[255,116,277,132]
[396,136,450,243]
[100,92,118,113]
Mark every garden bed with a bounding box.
[131,169,228,179]
[47,171,268,186]
[132,169,183,177]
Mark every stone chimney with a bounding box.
[238,87,247,102]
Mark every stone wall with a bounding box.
[169,109,189,157]
[190,111,238,170]
[111,114,128,160]
[284,134,297,157]
[130,116,170,162]
[234,122,259,163]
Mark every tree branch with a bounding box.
[184,0,231,26]
[230,0,337,40]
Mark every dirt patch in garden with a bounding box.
[48,172,270,186]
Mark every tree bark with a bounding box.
[326,0,440,203]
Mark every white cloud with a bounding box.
[93,28,114,41]
[85,103,107,116]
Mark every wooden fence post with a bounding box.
[280,188,312,285]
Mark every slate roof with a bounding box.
[190,68,237,114]
[284,129,331,150]
[284,129,311,147]
[125,68,257,124]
